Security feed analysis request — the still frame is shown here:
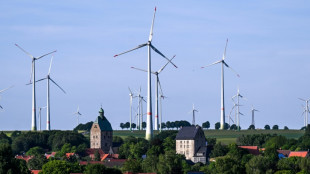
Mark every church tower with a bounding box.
[90,108,113,153]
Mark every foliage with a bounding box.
[94,150,101,161]
[157,150,185,174]
[73,121,93,131]
[120,123,124,130]
[153,130,178,141]
[0,131,11,144]
[265,125,271,130]
[27,155,48,170]
[213,155,244,174]
[215,122,220,130]
[55,143,76,158]
[230,124,237,130]
[131,123,136,129]
[122,159,142,173]
[162,137,175,152]
[26,146,45,157]
[206,137,216,146]
[284,126,289,130]
[0,143,30,174]
[273,125,279,130]
[84,163,122,174]
[47,131,88,151]
[277,157,301,173]
[248,124,255,130]
[236,134,275,147]
[210,142,229,158]
[118,136,149,159]
[245,155,274,174]
[202,121,210,129]
[41,160,82,174]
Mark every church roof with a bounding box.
[175,126,205,140]
[94,108,113,131]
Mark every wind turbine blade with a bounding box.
[148,7,156,42]
[150,44,178,68]
[158,78,164,96]
[158,55,176,73]
[37,50,57,60]
[128,87,133,95]
[222,39,228,60]
[230,116,234,123]
[239,112,244,116]
[48,56,53,75]
[0,105,3,109]
[49,78,66,94]
[201,60,222,68]
[131,67,151,73]
[298,98,306,101]
[26,77,47,85]
[114,43,147,57]
[29,61,34,83]
[223,61,240,77]
[0,85,14,93]
[15,44,34,59]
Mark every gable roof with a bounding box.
[288,151,309,158]
[93,108,113,131]
[277,150,291,157]
[175,126,205,140]
[239,146,260,155]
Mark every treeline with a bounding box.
[0,130,88,154]
[119,120,191,130]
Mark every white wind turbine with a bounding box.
[128,87,136,131]
[15,44,56,131]
[299,98,310,127]
[232,87,246,131]
[114,7,177,140]
[135,88,146,130]
[251,105,259,127]
[159,88,167,132]
[34,56,66,130]
[73,106,82,126]
[38,106,47,131]
[190,104,198,126]
[131,55,176,131]
[0,86,13,110]
[201,39,239,130]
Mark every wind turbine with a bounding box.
[159,89,167,132]
[251,105,259,127]
[128,87,136,131]
[38,106,47,131]
[114,7,177,140]
[232,87,246,131]
[299,98,310,127]
[73,106,82,126]
[0,86,13,110]
[190,104,198,126]
[201,39,239,130]
[131,55,176,130]
[15,44,56,131]
[34,56,66,130]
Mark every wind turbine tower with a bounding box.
[251,106,259,127]
[201,39,239,130]
[114,7,177,140]
[131,55,176,130]
[191,104,198,125]
[73,106,82,126]
[232,88,245,131]
[15,44,56,131]
[35,56,66,130]
[299,98,310,127]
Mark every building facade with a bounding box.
[175,126,207,164]
[90,108,113,153]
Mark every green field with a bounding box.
[113,129,305,145]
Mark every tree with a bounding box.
[224,123,230,130]
[122,159,142,173]
[161,122,166,129]
[215,122,220,130]
[27,155,48,170]
[245,155,273,174]
[142,122,146,129]
[120,123,124,130]
[284,126,289,130]
[26,146,45,157]
[213,156,244,174]
[94,150,101,161]
[73,121,93,131]
[0,132,11,144]
[162,137,175,152]
[157,150,184,174]
[265,125,271,130]
[202,121,210,130]
[166,121,171,130]
[210,142,229,158]
[248,124,255,130]
[124,122,130,130]
[272,125,279,130]
[0,143,30,174]
[84,163,106,174]
[230,124,237,130]
[41,160,81,174]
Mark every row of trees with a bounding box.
[119,120,191,130]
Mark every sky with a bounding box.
[0,0,310,131]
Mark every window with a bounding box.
[96,135,98,138]
[180,145,182,148]
[187,145,189,148]
[93,136,95,138]
[94,125,97,128]
[186,150,189,155]
[187,141,189,144]
[105,143,107,147]
[180,141,182,144]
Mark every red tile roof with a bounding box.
[79,161,105,165]
[101,154,109,161]
[31,170,41,174]
[239,146,260,155]
[45,152,57,159]
[66,153,75,158]
[15,155,33,162]
[288,151,309,158]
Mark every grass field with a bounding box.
[2,129,305,145]
[113,129,305,144]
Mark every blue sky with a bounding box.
[0,1,309,130]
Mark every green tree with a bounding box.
[245,155,273,174]
[142,146,160,173]
[214,155,244,174]
[162,137,175,152]
[0,132,11,144]
[284,126,289,130]
[157,150,184,174]
[73,121,93,131]
[131,123,136,130]
[120,123,124,130]
[122,158,142,173]
[210,142,229,158]
[142,122,146,129]
[272,125,279,130]
[248,125,255,130]
[84,163,106,174]
[27,155,48,170]
[277,157,301,173]
[230,124,237,130]
[264,125,271,130]
[215,122,220,130]
[0,143,30,174]
[94,150,101,161]
[26,146,45,157]
[124,122,130,129]
[41,160,81,174]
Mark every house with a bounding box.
[45,152,57,159]
[175,126,207,164]
[239,146,260,155]
[85,148,105,160]
[277,150,291,158]
[15,155,33,162]
[288,151,309,158]
[31,170,41,174]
